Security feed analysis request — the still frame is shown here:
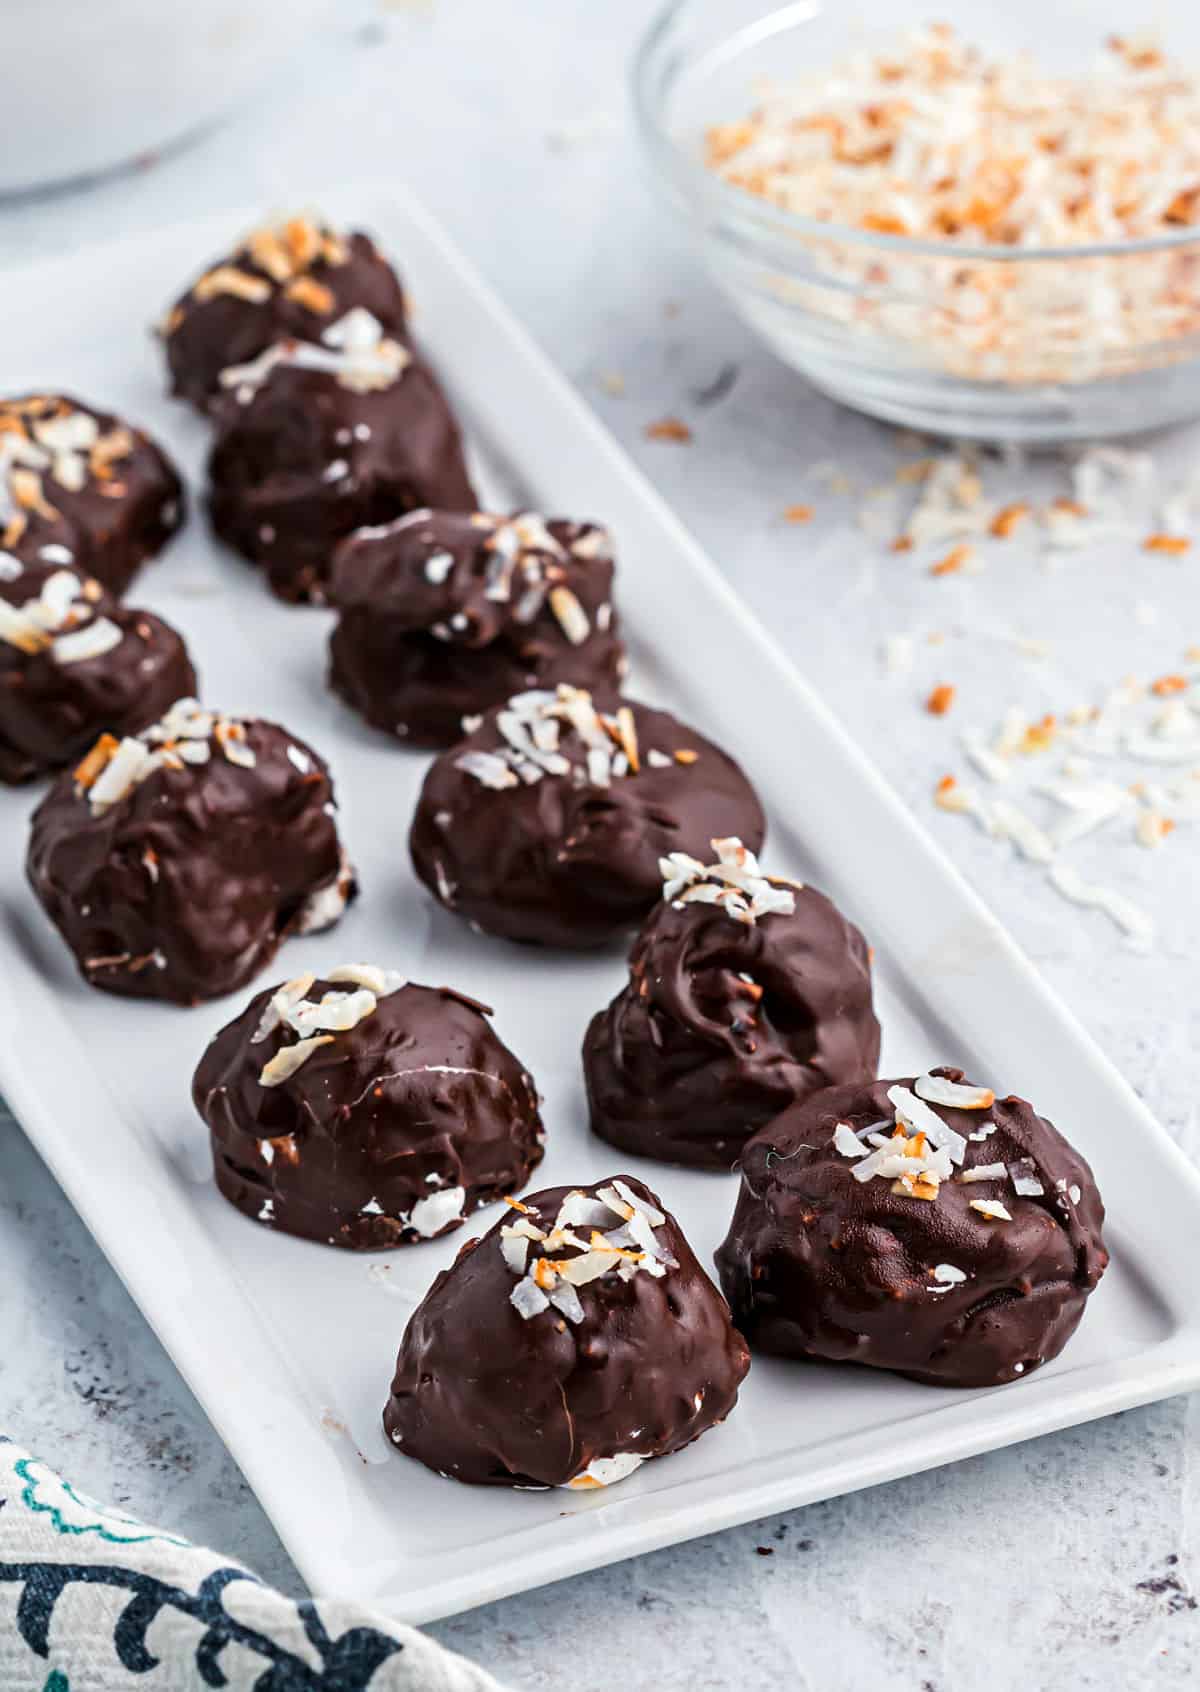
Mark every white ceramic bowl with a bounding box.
[2,0,336,196]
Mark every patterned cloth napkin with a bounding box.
[0,1438,505,1691]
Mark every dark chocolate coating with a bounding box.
[584,880,881,1170]
[383,1175,750,1487]
[0,394,183,597]
[715,1070,1108,1388]
[328,510,625,748]
[195,977,544,1248]
[409,694,767,948]
[164,222,409,412]
[0,563,196,785]
[208,362,476,604]
[27,713,355,1005]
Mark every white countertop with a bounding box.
[2,4,1199,1687]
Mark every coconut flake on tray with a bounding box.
[925,647,1200,948]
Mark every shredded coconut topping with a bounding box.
[453,684,681,793]
[659,836,800,925]
[914,1072,995,1110]
[503,1183,677,1323]
[0,397,135,548]
[253,964,406,1083]
[72,699,268,814]
[832,1078,1056,1216]
[186,216,349,310]
[969,1198,1014,1222]
[0,567,117,659]
[219,308,410,399]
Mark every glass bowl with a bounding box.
[633,0,1200,442]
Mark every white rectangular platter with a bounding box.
[2,185,1200,1625]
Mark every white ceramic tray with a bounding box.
[2,186,1200,1625]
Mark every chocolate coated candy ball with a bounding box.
[716,1069,1108,1387]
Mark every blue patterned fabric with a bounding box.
[0,1440,504,1690]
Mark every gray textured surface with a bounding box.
[2,3,1199,1686]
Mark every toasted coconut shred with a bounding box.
[0,567,121,662]
[660,837,800,925]
[706,28,1200,383]
[500,1181,678,1488]
[418,511,610,644]
[71,699,322,817]
[0,398,134,549]
[830,1076,1047,1274]
[253,969,476,1239]
[453,684,691,794]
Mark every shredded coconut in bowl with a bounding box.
[704,25,1200,385]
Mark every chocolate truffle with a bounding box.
[195,967,544,1248]
[0,561,196,785]
[0,394,183,597]
[329,509,626,747]
[584,838,881,1170]
[383,1175,750,1487]
[716,1069,1108,1388]
[409,685,767,948]
[207,309,475,604]
[27,699,355,1005]
[162,214,409,412]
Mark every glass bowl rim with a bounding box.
[632,0,1200,265]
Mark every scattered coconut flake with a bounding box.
[888,1084,967,1166]
[990,799,1054,864]
[959,1162,1008,1183]
[510,1276,551,1319]
[51,617,123,665]
[564,1452,645,1490]
[961,733,1010,784]
[500,1232,530,1275]
[259,1034,335,1087]
[882,633,915,676]
[833,1121,867,1158]
[1136,809,1175,848]
[915,1073,995,1111]
[548,584,590,645]
[455,749,520,790]
[658,836,798,925]
[1047,862,1155,951]
[549,1282,585,1324]
[930,1263,967,1286]
[288,987,377,1038]
[87,736,152,813]
[423,549,455,584]
[253,973,315,1043]
[555,1190,620,1231]
[219,307,410,398]
[408,1186,466,1238]
[969,1198,1013,1222]
[1009,1159,1045,1197]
